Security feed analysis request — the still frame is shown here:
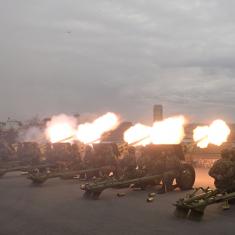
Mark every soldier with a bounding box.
[83,145,95,168]
[120,146,137,179]
[99,144,117,177]
[42,143,52,162]
[82,145,99,179]
[31,143,41,165]
[135,146,146,174]
[158,150,181,194]
[70,143,82,170]
[71,144,81,160]
[104,145,117,166]
[145,149,165,176]
[221,149,231,160]
[0,141,11,161]
[209,158,235,190]
[231,149,235,161]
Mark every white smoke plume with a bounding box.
[18,126,46,143]
[45,114,78,143]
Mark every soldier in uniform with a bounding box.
[120,146,137,179]
[83,145,96,179]
[42,143,52,162]
[0,141,11,161]
[83,145,95,168]
[209,157,235,190]
[135,146,146,175]
[70,143,82,170]
[221,149,231,160]
[98,144,117,177]
[231,149,235,161]
[104,145,117,166]
[145,149,166,176]
[158,150,181,194]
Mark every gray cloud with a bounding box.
[0,0,234,123]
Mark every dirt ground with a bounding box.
[0,168,234,235]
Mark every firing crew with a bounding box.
[119,146,138,179]
[209,149,235,190]
[159,150,181,194]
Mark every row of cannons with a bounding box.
[0,141,195,191]
[1,141,235,217]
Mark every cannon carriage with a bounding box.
[27,142,120,185]
[81,144,196,199]
[0,141,48,177]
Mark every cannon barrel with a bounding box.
[175,187,235,215]
[0,163,56,177]
[81,173,162,199]
[27,165,115,184]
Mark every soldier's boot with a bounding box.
[157,183,166,194]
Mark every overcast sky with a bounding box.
[0,0,235,124]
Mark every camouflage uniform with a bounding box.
[100,145,117,177]
[136,149,147,174]
[221,149,231,160]
[120,146,137,179]
[82,145,96,179]
[146,150,165,176]
[70,143,82,170]
[231,149,235,161]
[209,158,235,190]
[0,142,11,161]
[17,142,41,165]
[103,145,116,166]
[160,151,181,193]
[83,145,95,168]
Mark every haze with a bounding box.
[0,0,235,123]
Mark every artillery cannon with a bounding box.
[27,142,119,185]
[0,162,56,177]
[0,141,45,177]
[81,144,196,199]
[81,173,163,199]
[174,187,235,218]
[27,165,116,184]
[0,141,81,178]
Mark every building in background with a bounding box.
[153,104,163,122]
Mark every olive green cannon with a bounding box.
[81,165,195,200]
[174,187,235,218]
[81,173,164,199]
[27,165,116,185]
[81,144,196,199]
[0,163,55,178]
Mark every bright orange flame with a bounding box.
[124,123,151,146]
[193,119,231,148]
[124,116,186,146]
[193,126,209,148]
[76,112,119,144]
[151,116,185,144]
[45,114,77,143]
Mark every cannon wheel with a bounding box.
[174,207,190,219]
[177,163,195,190]
[83,190,102,199]
[91,191,102,200]
[83,190,92,199]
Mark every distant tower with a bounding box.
[153,105,163,122]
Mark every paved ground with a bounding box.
[0,168,234,235]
